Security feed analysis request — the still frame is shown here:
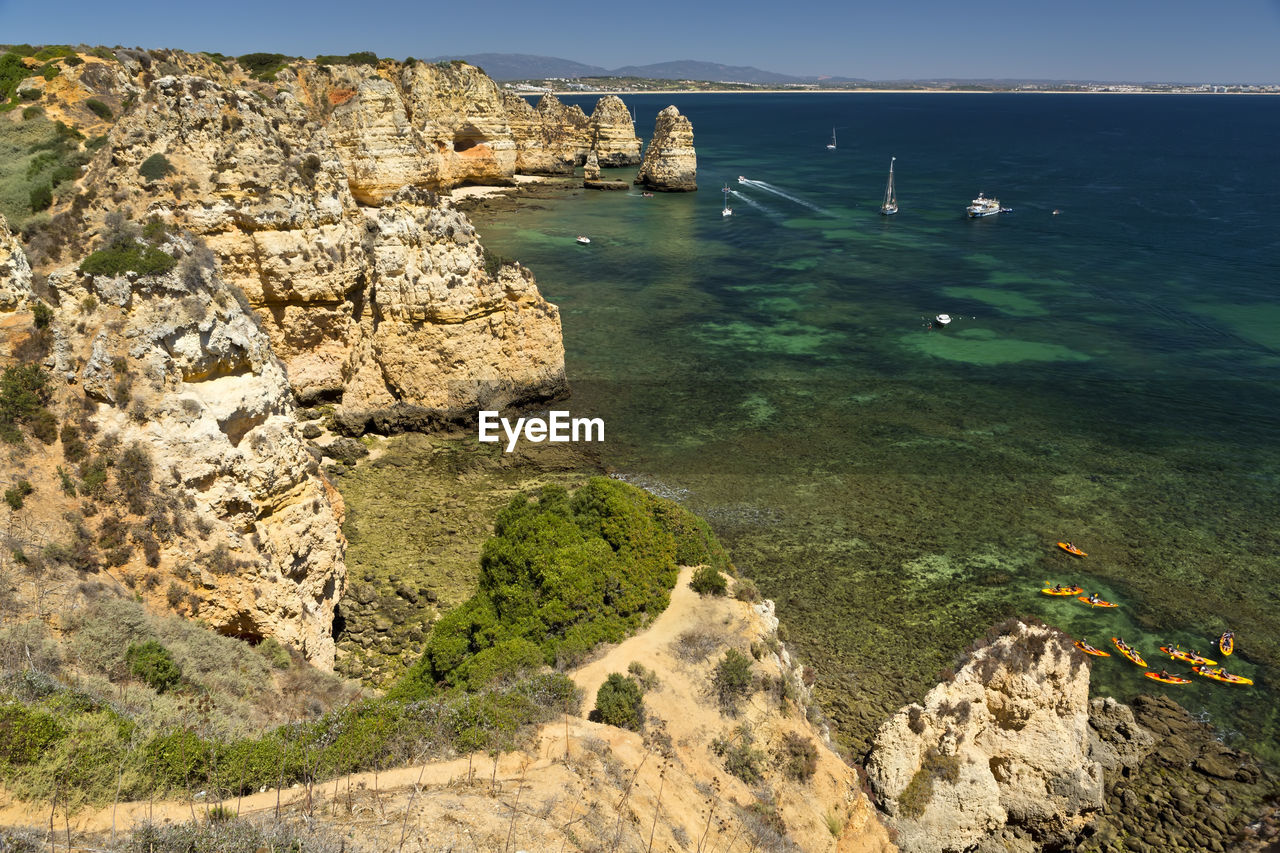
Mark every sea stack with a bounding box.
[588,95,642,166]
[635,105,697,192]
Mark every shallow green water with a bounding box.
[473,93,1280,759]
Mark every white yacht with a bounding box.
[880,157,898,216]
[966,193,1001,218]
[722,184,733,217]
[826,128,837,150]
[934,313,952,327]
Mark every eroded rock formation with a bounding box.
[635,105,697,192]
[0,215,32,311]
[76,72,566,429]
[866,620,1102,852]
[587,95,641,166]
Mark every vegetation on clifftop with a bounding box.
[393,476,729,698]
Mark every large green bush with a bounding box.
[593,673,645,731]
[713,649,755,714]
[138,152,175,181]
[79,243,176,276]
[394,477,728,699]
[126,640,182,692]
[0,363,52,444]
[690,564,727,596]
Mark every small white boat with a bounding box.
[934,313,952,327]
[826,128,837,150]
[966,193,1001,218]
[880,156,898,216]
[576,235,591,244]
[722,184,733,217]
[737,175,747,184]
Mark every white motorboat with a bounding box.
[576,235,591,244]
[934,313,952,327]
[737,175,747,184]
[966,193,1001,218]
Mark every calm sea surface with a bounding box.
[472,93,1280,759]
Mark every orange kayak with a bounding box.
[1193,665,1253,686]
[1057,542,1087,557]
[1160,646,1216,666]
[1111,638,1147,667]
[1219,633,1234,657]
[1144,672,1192,685]
[1077,595,1118,608]
[1074,641,1110,657]
[1041,586,1084,596]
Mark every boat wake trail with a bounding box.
[740,180,828,215]
[729,190,780,217]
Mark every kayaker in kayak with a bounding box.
[1087,592,1101,605]
[1158,669,1173,679]
[1052,584,1064,593]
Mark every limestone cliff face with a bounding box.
[635,105,697,191]
[0,215,32,312]
[502,93,590,175]
[866,620,1102,853]
[43,241,346,667]
[75,73,566,428]
[587,95,642,166]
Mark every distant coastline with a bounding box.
[533,87,1279,97]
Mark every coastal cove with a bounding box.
[470,92,1280,763]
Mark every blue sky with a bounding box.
[1,0,1277,82]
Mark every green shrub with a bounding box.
[777,731,819,781]
[897,765,934,818]
[712,649,754,714]
[4,480,33,509]
[690,564,726,596]
[60,422,86,461]
[592,673,644,731]
[117,442,153,514]
[126,639,183,692]
[732,577,761,602]
[138,152,175,181]
[21,105,41,120]
[18,88,40,101]
[236,52,292,81]
[711,725,765,783]
[83,98,112,120]
[395,477,725,699]
[314,51,378,67]
[30,301,52,329]
[79,243,176,277]
[0,363,52,444]
[0,704,65,764]
[40,65,59,81]
[85,133,108,151]
[256,638,292,670]
[27,183,51,212]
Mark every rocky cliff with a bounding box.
[636,105,698,191]
[866,620,1102,852]
[503,92,642,175]
[0,216,32,312]
[67,70,565,429]
[0,215,346,667]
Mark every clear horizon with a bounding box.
[1,0,1278,84]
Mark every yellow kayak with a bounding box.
[1042,586,1084,596]
[1219,632,1234,657]
[1111,638,1147,668]
[1193,666,1252,686]
[1161,646,1216,666]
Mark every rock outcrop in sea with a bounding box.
[866,619,1102,852]
[587,94,642,166]
[635,105,698,192]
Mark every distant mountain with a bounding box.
[426,53,609,80]
[427,53,813,84]
[609,60,806,85]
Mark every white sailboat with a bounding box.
[880,156,898,216]
[722,184,733,217]
[826,128,837,150]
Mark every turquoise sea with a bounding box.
[473,93,1280,760]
